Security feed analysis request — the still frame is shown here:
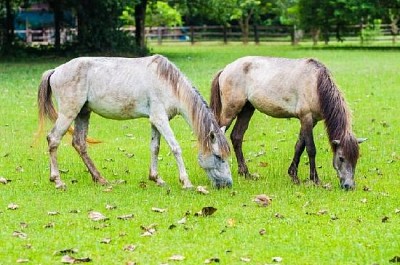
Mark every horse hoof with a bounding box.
[245,172,260,180]
[55,182,66,190]
[95,177,109,185]
[291,178,300,185]
[182,182,193,189]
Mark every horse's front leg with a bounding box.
[300,117,320,185]
[72,111,108,185]
[150,116,193,189]
[148,125,166,186]
[288,134,305,185]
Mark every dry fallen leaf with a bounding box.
[48,211,60,216]
[272,256,283,262]
[195,206,217,217]
[253,194,271,207]
[123,245,136,252]
[360,198,367,204]
[88,211,108,221]
[395,209,400,214]
[322,183,332,190]
[317,209,328,215]
[0,177,11,184]
[177,216,187,224]
[196,186,209,195]
[240,257,251,262]
[259,228,266,235]
[169,254,185,261]
[100,238,111,244]
[389,256,400,263]
[382,216,390,223]
[274,213,284,219]
[43,222,55,229]
[204,257,220,264]
[16,258,29,263]
[117,214,134,220]
[12,231,27,239]
[105,204,117,210]
[152,207,167,213]
[8,203,19,210]
[140,224,157,237]
[53,249,78,256]
[61,255,91,264]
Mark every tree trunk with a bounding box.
[253,23,259,44]
[4,0,14,49]
[77,0,90,46]
[311,28,320,45]
[50,0,62,51]
[239,19,249,44]
[135,0,147,50]
[390,15,399,45]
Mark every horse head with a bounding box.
[332,137,367,190]
[198,128,232,188]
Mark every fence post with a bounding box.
[190,26,194,44]
[157,27,162,45]
[223,25,228,44]
[253,23,259,44]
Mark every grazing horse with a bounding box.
[38,55,231,189]
[210,56,366,189]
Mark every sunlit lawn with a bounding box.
[0,43,399,264]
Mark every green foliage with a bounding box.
[1,44,400,264]
[361,19,383,44]
[121,1,183,27]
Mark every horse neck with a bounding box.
[314,63,353,143]
[152,55,214,153]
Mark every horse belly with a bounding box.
[248,89,297,118]
[87,94,149,120]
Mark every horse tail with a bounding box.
[210,70,223,124]
[37,69,101,144]
[37,69,57,135]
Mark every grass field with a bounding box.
[0,43,399,264]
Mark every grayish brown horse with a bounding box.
[38,55,231,189]
[210,56,365,189]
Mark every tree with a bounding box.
[146,1,182,27]
[134,0,147,50]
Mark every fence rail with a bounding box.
[13,24,399,46]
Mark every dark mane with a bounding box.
[308,59,359,164]
[151,55,230,158]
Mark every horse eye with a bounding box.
[339,157,345,163]
[214,154,222,161]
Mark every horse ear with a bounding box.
[357,138,367,144]
[332,140,340,146]
[220,126,226,133]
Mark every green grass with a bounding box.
[1,43,399,264]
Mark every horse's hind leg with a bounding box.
[72,108,108,185]
[148,125,166,186]
[47,115,75,189]
[230,102,255,178]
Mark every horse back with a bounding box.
[219,56,322,120]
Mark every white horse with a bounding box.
[38,55,231,189]
[210,56,366,189]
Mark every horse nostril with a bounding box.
[342,183,354,190]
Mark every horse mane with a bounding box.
[308,59,359,164]
[151,55,230,158]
